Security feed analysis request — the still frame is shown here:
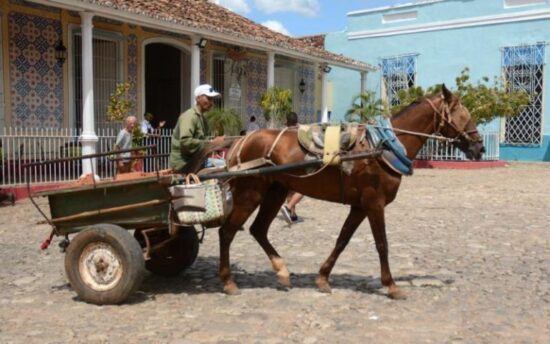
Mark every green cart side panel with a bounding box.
[47,178,171,234]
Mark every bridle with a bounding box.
[425,97,483,144]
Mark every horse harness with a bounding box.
[425,97,482,145]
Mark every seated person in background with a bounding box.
[114,116,137,174]
[169,84,225,173]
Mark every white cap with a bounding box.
[194,84,220,98]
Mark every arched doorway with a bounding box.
[144,42,190,129]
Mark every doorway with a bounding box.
[145,43,190,129]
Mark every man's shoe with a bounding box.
[280,205,293,225]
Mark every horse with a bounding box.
[217,85,485,299]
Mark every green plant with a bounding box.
[204,107,243,136]
[389,68,529,125]
[107,82,135,122]
[454,68,529,125]
[260,86,293,128]
[345,91,388,122]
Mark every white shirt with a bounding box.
[247,122,260,133]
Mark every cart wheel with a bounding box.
[64,224,145,305]
[136,227,200,277]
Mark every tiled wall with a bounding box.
[9,12,63,128]
[246,56,268,128]
[297,64,316,124]
[127,34,138,109]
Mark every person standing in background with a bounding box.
[246,116,260,133]
[114,116,137,174]
[280,112,304,225]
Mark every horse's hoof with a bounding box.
[277,274,291,288]
[223,282,241,296]
[315,277,332,294]
[388,289,407,300]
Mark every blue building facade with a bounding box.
[326,0,550,161]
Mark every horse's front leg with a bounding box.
[316,206,368,293]
[366,204,406,300]
[219,181,266,295]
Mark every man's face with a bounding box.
[126,118,136,131]
[196,95,215,113]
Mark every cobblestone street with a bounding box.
[0,163,548,343]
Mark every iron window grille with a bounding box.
[381,54,417,106]
[212,55,225,109]
[73,33,123,130]
[502,43,545,145]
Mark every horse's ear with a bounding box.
[441,84,453,104]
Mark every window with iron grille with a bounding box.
[381,54,417,106]
[212,55,225,108]
[73,32,122,130]
[502,44,544,145]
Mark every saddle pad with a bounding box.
[366,125,413,176]
[297,122,359,157]
[323,125,341,165]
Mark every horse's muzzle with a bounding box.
[466,141,485,160]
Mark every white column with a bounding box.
[321,65,329,123]
[79,12,98,176]
[190,36,201,101]
[360,71,367,95]
[267,51,275,89]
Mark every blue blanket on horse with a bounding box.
[366,123,413,176]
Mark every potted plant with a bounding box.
[204,107,243,136]
[260,86,293,128]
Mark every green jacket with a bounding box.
[169,106,211,172]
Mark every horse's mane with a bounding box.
[391,98,425,119]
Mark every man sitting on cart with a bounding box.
[169,84,225,173]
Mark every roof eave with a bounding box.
[29,0,375,72]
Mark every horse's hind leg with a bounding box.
[366,205,406,300]
[316,206,368,293]
[249,182,291,288]
[219,180,267,295]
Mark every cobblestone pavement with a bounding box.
[0,163,548,343]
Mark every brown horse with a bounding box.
[218,85,484,299]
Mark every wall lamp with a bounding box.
[55,39,67,65]
[299,78,306,94]
[321,64,332,73]
[196,38,208,49]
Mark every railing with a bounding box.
[1,127,173,187]
[417,132,500,161]
[0,128,500,187]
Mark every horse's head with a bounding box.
[427,85,485,160]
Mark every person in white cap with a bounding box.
[169,84,225,172]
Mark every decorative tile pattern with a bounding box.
[200,52,207,84]
[127,34,138,108]
[9,12,63,128]
[297,64,315,124]
[246,56,267,128]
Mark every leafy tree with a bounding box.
[204,107,243,136]
[345,91,388,122]
[107,82,134,122]
[454,68,529,125]
[389,68,529,125]
[260,86,293,128]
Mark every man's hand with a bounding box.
[159,121,166,128]
[210,136,225,145]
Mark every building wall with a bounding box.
[2,2,318,132]
[326,0,550,161]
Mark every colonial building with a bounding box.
[326,0,550,161]
[0,0,373,176]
